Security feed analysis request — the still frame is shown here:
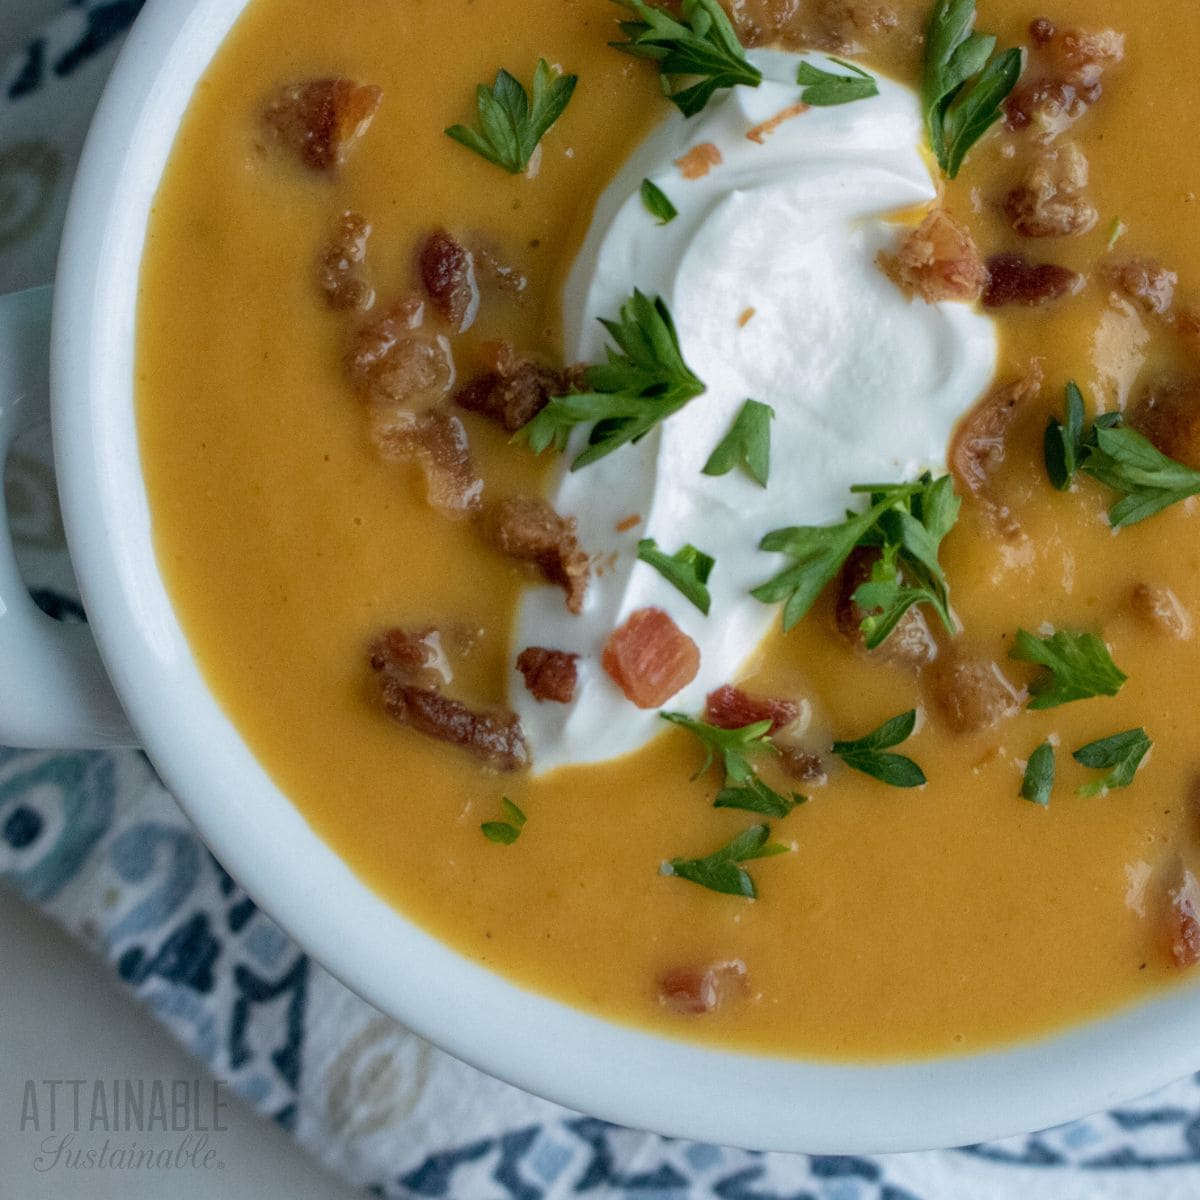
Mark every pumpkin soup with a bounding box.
[137,0,1200,1059]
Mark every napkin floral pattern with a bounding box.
[4,3,1200,1198]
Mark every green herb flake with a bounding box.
[514,290,705,470]
[611,0,763,118]
[1009,629,1127,710]
[662,823,790,898]
[714,776,807,817]
[1073,728,1152,796]
[637,539,715,613]
[754,474,959,640]
[1044,381,1086,491]
[1020,741,1055,806]
[446,59,578,175]
[831,709,926,788]
[921,0,1023,178]
[1081,423,1200,528]
[481,797,527,844]
[702,399,774,487]
[640,178,679,224]
[796,57,879,106]
[1106,218,1127,249]
[660,711,775,784]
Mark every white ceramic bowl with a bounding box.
[1,0,1198,1153]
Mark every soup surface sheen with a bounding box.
[139,0,1200,1058]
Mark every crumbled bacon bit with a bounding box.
[951,361,1044,500]
[262,79,382,172]
[658,959,747,1015]
[676,142,723,180]
[1130,376,1200,470]
[880,210,987,304]
[1103,258,1178,317]
[345,299,454,410]
[1167,869,1200,968]
[370,630,527,771]
[486,496,589,614]
[369,627,451,690]
[516,647,579,704]
[456,343,578,433]
[777,745,828,785]
[318,211,374,312]
[835,547,937,667]
[983,253,1080,308]
[746,102,808,144]
[602,608,700,709]
[704,684,799,734]
[1029,17,1056,46]
[1130,583,1191,640]
[725,0,901,53]
[419,230,479,333]
[1005,143,1097,238]
[615,514,642,534]
[923,653,1021,734]
[372,411,483,518]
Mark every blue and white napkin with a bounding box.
[4,4,1200,1196]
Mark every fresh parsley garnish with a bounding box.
[660,712,775,783]
[796,57,879,106]
[831,710,926,788]
[481,797,527,844]
[1044,381,1086,491]
[1021,741,1055,806]
[1043,381,1200,525]
[610,0,763,117]
[921,0,1023,178]
[754,474,959,642]
[714,777,807,818]
[515,290,705,470]
[640,178,678,224]
[1073,728,1151,796]
[662,823,790,898]
[702,399,773,487]
[445,60,578,175]
[637,539,715,614]
[1009,629,1126,710]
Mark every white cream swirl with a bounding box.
[512,49,997,773]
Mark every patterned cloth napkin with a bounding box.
[4,4,1200,1197]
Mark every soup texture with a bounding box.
[138,0,1200,1058]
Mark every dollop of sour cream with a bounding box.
[513,49,997,774]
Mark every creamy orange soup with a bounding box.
[138,0,1200,1058]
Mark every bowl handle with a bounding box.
[0,286,137,748]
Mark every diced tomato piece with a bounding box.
[601,608,700,709]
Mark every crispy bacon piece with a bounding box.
[1103,258,1178,317]
[419,230,479,332]
[1130,376,1200,470]
[923,653,1021,734]
[658,959,748,1015]
[777,745,828,785]
[1130,583,1191,640]
[456,343,579,433]
[345,299,454,410]
[370,630,527,770]
[676,143,723,180]
[724,0,898,52]
[1005,142,1097,238]
[835,547,938,668]
[602,608,700,709]
[881,210,987,304]
[1167,869,1200,968]
[372,411,483,518]
[951,361,1044,502]
[1005,24,1124,139]
[983,253,1080,308]
[369,627,451,690]
[704,684,799,734]
[262,79,382,172]
[516,647,579,704]
[486,496,589,614]
[318,211,374,312]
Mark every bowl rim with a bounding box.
[48,0,1200,1154]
